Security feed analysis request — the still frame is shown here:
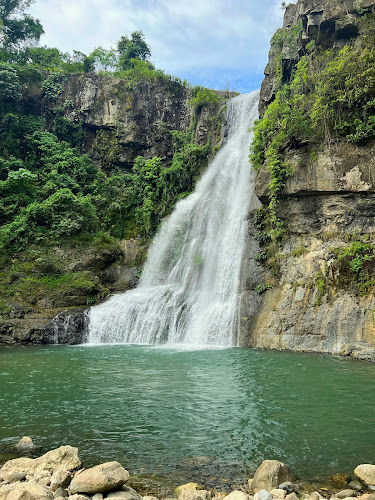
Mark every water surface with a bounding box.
[0,345,374,493]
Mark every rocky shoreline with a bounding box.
[1,439,375,500]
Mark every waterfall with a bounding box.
[88,90,259,346]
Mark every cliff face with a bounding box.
[241,0,375,360]
[259,0,375,115]
[0,76,231,346]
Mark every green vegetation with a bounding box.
[254,283,274,294]
[250,13,375,234]
[0,1,221,309]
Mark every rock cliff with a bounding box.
[241,0,375,360]
[0,76,232,346]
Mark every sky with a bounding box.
[28,0,286,93]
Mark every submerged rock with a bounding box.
[15,437,36,452]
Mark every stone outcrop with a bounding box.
[23,74,234,171]
[240,0,375,359]
[259,0,375,115]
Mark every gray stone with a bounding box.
[108,486,143,500]
[92,495,104,500]
[51,470,72,491]
[5,483,53,500]
[270,490,287,499]
[285,494,299,500]
[355,465,375,487]
[54,488,69,498]
[336,491,357,499]
[68,496,90,500]
[15,436,36,451]
[308,493,323,500]
[69,461,129,494]
[3,471,27,483]
[349,482,364,492]
[223,492,249,500]
[279,484,295,494]
[254,491,273,500]
[178,489,212,500]
[251,461,294,493]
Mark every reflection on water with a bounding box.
[0,345,375,493]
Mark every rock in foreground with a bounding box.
[69,461,129,494]
[251,461,294,493]
[354,465,375,487]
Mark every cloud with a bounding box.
[29,0,285,92]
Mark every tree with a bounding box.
[89,46,117,72]
[117,30,151,70]
[0,0,44,49]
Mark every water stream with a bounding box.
[88,91,259,345]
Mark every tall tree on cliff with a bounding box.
[117,30,151,70]
[0,0,43,50]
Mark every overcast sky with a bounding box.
[29,0,286,93]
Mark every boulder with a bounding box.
[336,491,357,499]
[1,446,81,481]
[223,492,249,500]
[179,490,211,500]
[54,487,69,498]
[270,490,287,499]
[92,495,104,500]
[27,469,51,486]
[1,471,27,484]
[254,491,273,500]
[175,484,200,497]
[349,482,364,492]
[354,466,375,487]
[0,458,35,482]
[15,437,36,451]
[278,484,294,495]
[107,486,143,500]
[308,493,323,500]
[51,470,72,491]
[251,461,294,493]
[34,447,81,473]
[68,496,90,500]
[68,461,129,494]
[6,482,53,500]
[285,494,299,500]
[143,496,159,500]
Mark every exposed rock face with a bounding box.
[259,0,375,115]
[37,75,233,170]
[240,0,375,359]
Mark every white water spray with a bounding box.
[88,91,259,346]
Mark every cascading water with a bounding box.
[88,90,259,346]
